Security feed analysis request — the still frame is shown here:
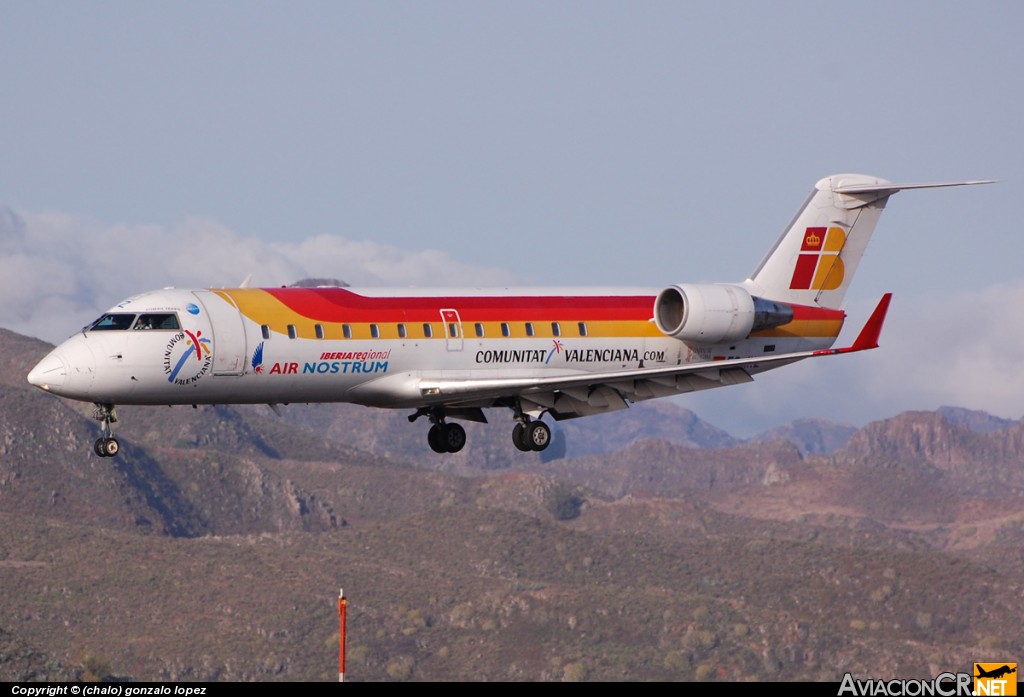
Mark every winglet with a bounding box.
[813,293,892,355]
[849,292,892,351]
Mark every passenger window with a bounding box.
[578,322,588,337]
[448,323,458,338]
[315,324,325,339]
[287,325,297,339]
[89,313,136,331]
[501,322,510,337]
[343,324,352,339]
[371,324,380,339]
[398,323,407,339]
[525,322,534,337]
[474,322,484,337]
[261,325,271,340]
[423,323,433,338]
[551,322,560,337]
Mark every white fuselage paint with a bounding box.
[28,287,836,410]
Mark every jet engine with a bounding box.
[653,283,793,345]
[654,284,754,344]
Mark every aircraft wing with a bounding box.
[417,294,892,419]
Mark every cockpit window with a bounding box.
[89,313,137,331]
[133,313,180,330]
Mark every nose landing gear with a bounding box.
[91,403,120,458]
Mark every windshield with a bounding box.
[132,313,180,330]
[88,313,137,331]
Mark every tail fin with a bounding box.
[743,174,992,309]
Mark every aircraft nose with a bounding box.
[27,351,68,389]
[27,336,96,398]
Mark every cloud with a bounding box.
[692,287,1024,435]
[5,204,1020,435]
[869,283,1024,419]
[0,207,517,344]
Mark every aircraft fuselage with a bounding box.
[29,285,842,410]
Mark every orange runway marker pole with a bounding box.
[338,588,347,682]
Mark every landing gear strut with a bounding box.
[91,403,120,458]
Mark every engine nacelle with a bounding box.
[654,283,756,344]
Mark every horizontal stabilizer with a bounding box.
[832,179,995,195]
[746,174,992,310]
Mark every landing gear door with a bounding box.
[192,291,248,376]
[440,308,463,352]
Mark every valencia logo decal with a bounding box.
[163,330,213,385]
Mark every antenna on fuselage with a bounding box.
[239,273,253,288]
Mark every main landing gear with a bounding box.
[511,400,551,452]
[409,402,553,454]
[512,419,552,452]
[427,420,467,454]
[410,404,553,453]
[91,403,120,458]
[414,408,467,454]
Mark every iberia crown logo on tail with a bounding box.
[790,226,846,290]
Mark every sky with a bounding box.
[1,1,1022,436]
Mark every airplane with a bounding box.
[26,173,991,458]
[975,665,1016,680]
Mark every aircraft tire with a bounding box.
[427,425,447,453]
[103,438,120,457]
[94,438,109,458]
[443,422,466,453]
[525,421,551,452]
[512,423,531,451]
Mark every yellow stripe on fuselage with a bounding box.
[751,319,844,339]
[215,290,842,342]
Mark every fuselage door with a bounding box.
[192,291,248,376]
[440,308,463,352]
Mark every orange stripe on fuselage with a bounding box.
[214,288,844,341]
[750,319,844,339]
[753,304,845,339]
[215,288,664,340]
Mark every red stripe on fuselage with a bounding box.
[262,288,655,323]
[788,304,845,322]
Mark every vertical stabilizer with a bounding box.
[744,174,892,309]
[743,174,991,309]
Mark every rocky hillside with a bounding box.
[1,328,1021,681]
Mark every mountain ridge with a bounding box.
[2,326,1021,681]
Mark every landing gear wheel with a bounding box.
[525,421,551,452]
[93,437,120,458]
[442,423,466,453]
[512,423,531,452]
[102,437,120,457]
[427,425,447,453]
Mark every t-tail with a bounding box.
[743,174,993,309]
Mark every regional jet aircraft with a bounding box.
[27,174,989,457]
